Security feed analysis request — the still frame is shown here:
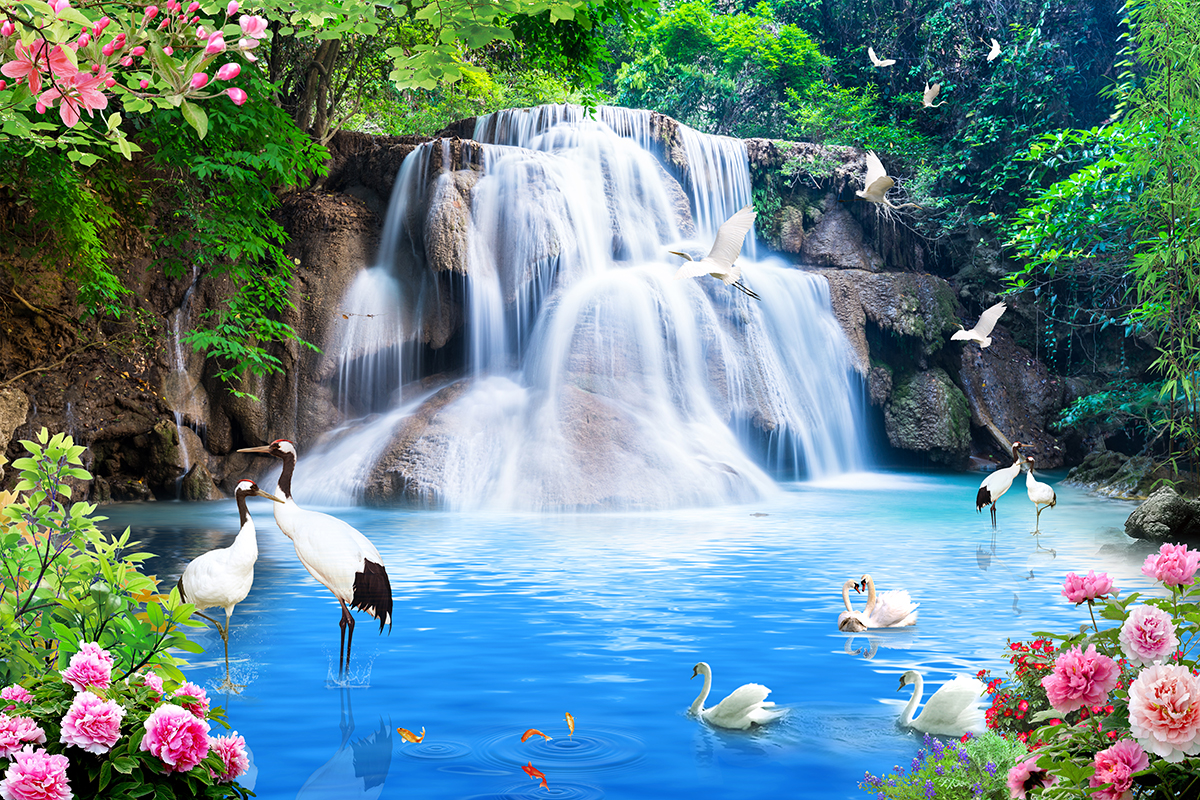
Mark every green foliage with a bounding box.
[860,730,1028,799]
[0,143,128,316]
[0,429,204,685]
[613,0,827,137]
[135,74,326,395]
[1054,381,1161,440]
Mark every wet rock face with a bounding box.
[1064,450,1158,499]
[956,329,1066,467]
[1125,486,1200,543]
[884,368,971,466]
[801,203,883,271]
[0,388,29,480]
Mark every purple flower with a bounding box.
[924,778,936,798]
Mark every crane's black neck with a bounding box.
[277,452,295,500]
[235,488,251,528]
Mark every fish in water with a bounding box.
[521,728,551,742]
[396,726,425,743]
[565,711,575,737]
[522,761,548,789]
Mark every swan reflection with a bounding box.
[296,690,392,800]
[841,628,918,660]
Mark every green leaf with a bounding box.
[179,101,208,141]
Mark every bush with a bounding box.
[860,730,1028,799]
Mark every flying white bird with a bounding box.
[976,441,1024,528]
[238,439,393,677]
[868,46,896,67]
[1024,456,1057,532]
[922,82,946,108]
[856,152,922,210]
[669,204,760,299]
[987,37,1001,61]
[951,301,1007,347]
[689,662,785,729]
[177,479,284,689]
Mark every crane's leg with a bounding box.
[338,599,356,676]
[732,280,761,300]
[990,503,997,529]
[1035,505,1043,533]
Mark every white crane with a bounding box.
[976,441,1024,527]
[1024,456,1057,532]
[177,479,283,689]
[951,301,1007,348]
[669,204,760,299]
[922,82,947,108]
[868,46,896,67]
[856,152,922,211]
[986,37,1002,62]
[237,439,393,676]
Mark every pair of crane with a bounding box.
[975,441,1057,531]
[177,440,392,688]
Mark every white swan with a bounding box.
[838,578,868,632]
[896,670,986,736]
[860,574,918,628]
[689,662,785,730]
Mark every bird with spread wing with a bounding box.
[868,46,896,67]
[922,82,946,108]
[855,152,922,211]
[951,301,1007,348]
[669,204,760,299]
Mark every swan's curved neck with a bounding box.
[900,674,923,727]
[842,582,857,613]
[690,669,712,715]
[863,575,877,613]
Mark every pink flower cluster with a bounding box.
[209,732,249,783]
[128,671,165,700]
[1006,756,1056,799]
[0,715,46,759]
[1040,644,1119,713]
[1061,570,1114,604]
[1142,543,1200,587]
[1119,604,1178,667]
[59,691,125,755]
[0,745,71,800]
[1128,663,1200,762]
[59,642,114,691]
[172,682,209,718]
[0,686,32,711]
[1088,740,1149,800]
[140,704,210,773]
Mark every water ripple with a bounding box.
[475,726,645,772]
[397,739,473,761]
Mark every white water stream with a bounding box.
[301,105,863,510]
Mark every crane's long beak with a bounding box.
[253,489,285,504]
[667,250,693,261]
[237,445,274,455]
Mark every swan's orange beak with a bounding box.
[691,666,700,680]
[854,582,863,593]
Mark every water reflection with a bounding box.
[296,690,392,800]
[842,629,918,661]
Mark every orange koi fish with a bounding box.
[521,761,548,789]
[396,726,425,743]
[565,711,575,738]
[521,728,551,742]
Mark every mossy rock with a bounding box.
[884,368,971,466]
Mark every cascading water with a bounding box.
[164,267,208,498]
[297,105,864,509]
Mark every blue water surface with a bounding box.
[97,471,1154,799]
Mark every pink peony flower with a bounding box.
[225,87,247,105]
[59,643,113,692]
[1142,543,1200,587]
[1119,604,1178,666]
[59,691,125,755]
[1128,663,1200,762]
[1,686,33,710]
[1006,756,1056,799]
[1088,739,1149,800]
[0,715,47,759]
[1040,644,1119,713]
[132,672,165,699]
[1061,570,1114,604]
[0,746,71,800]
[216,63,240,81]
[190,72,208,89]
[239,14,268,38]
[140,704,210,773]
[172,682,210,718]
[208,732,249,783]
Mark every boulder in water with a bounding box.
[884,368,971,466]
[1125,485,1200,543]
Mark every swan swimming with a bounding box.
[689,662,785,730]
[860,574,919,628]
[896,670,986,736]
[838,578,868,632]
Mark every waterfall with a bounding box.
[297,105,865,509]
[164,268,208,498]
